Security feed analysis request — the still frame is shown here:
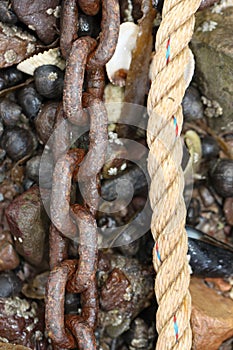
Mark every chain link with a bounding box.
[45,0,120,348]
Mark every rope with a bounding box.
[147,1,201,349]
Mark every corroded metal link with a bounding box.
[67,204,98,293]
[46,1,120,348]
[49,224,69,270]
[53,102,70,163]
[46,260,78,349]
[63,37,97,126]
[60,0,78,59]
[65,315,97,350]
[87,0,120,68]
[86,66,105,100]
[78,94,108,215]
[50,148,85,240]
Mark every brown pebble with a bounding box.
[204,277,232,292]
[223,197,233,226]
[100,268,131,311]
[198,186,215,207]
[12,0,59,45]
[6,186,49,265]
[190,277,233,350]
[0,297,47,349]
[35,101,59,144]
[0,238,20,271]
[0,22,36,68]
[0,342,31,350]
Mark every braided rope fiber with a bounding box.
[147,1,201,349]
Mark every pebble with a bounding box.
[0,67,23,90]
[201,135,220,160]
[0,22,36,68]
[0,1,18,24]
[34,101,58,144]
[34,64,64,99]
[223,197,233,225]
[0,99,22,126]
[0,343,31,350]
[25,155,40,184]
[12,0,60,45]
[21,271,49,300]
[191,7,233,132]
[209,159,233,197]
[5,186,49,265]
[0,271,22,297]
[190,277,233,350]
[17,86,42,120]
[182,85,204,121]
[0,232,20,271]
[1,127,34,161]
[99,253,153,338]
[0,297,47,349]
[198,186,215,207]
[186,198,201,226]
[0,120,4,138]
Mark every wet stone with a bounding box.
[0,67,24,90]
[5,186,49,265]
[1,127,35,161]
[34,101,58,144]
[0,235,20,271]
[0,271,22,298]
[12,0,60,45]
[0,342,31,350]
[209,159,233,198]
[191,6,233,132]
[98,253,154,338]
[17,86,42,120]
[190,277,233,350]
[223,197,233,226]
[0,1,18,25]
[0,22,36,68]
[25,156,41,184]
[0,297,47,349]
[0,99,22,126]
[182,85,204,121]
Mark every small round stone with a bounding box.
[1,127,34,161]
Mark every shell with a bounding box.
[17,48,66,76]
[106,22,139,87]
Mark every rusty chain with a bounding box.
[45,0,120,348]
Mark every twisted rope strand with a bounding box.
[147,1,201,349]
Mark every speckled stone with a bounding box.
[0,297,47,349]
[190,277,233,350]
[191,6,233,132]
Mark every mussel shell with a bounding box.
[34,64,64,99]
[187,226,233,277]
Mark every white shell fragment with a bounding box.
[106,22,139,87]
[17,48,66,76]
